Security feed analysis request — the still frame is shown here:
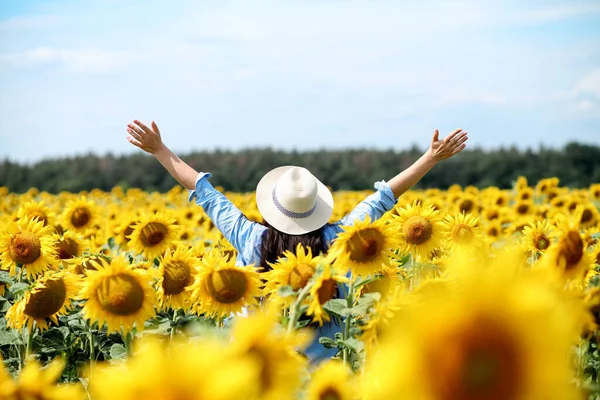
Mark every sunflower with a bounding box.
[590,183,600,201]
[306,262,349,325]
[263,244,322,307]
[362,267,581,400]
[128,212,180,259]
[89,337,259,400]
[514,175,529,191]
[156,248,198,311]
[113,214,140,250]
[521,220,555,255]
[591,246,600,267]
[66,254,104,275]
[189,249,262,320]
[16,200,56,228]
[230,312,308,400]
[0,216,58,278]
[441,213,484,254]
[535,177,559,195]
[6,270,80,331]
[329,215,401,278]
[456,194,478,215]
[0,356,85,400]
[360,265,405,301]
[484,220,503,241]
[541,229,591,282]
[54,231,89,261]
[513,200,534,217]
[79,255,156,333]
[305,361,356,400]
[61,197,99,233]
[577,203,599,229]
[393,201,443,262]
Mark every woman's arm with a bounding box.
[336,128,468,226]
[388,128,468,198]
[126,120,197,190]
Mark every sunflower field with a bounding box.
[1,177,600,400]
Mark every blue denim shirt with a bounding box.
[188,172,397,362]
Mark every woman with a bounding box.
[126,120,468,360]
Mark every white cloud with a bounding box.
[0,15,62,31]
[1,47,134,73]
[574,69,600,98]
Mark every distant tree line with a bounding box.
[1,142,599,193]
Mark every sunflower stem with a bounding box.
[88,323,96,378]
[170,309,178,343]
[122,330,132,357]
[25,322,35,359]
[287,284,312,334]
[342,278,355,365]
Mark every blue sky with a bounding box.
[0,0,599,164]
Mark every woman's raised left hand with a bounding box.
[427,128,468,162]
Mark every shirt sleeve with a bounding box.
[337,180,397,226]
[188,172,262,255]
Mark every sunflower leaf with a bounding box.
[318,337,337,348]
[109,343,127,360]
[0,330,20,346]
[9,283,30,298]
[323,299,350,317]
[277,285,297,298]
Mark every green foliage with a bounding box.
[2,142,600,193]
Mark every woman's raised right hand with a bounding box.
[126,120,165,154]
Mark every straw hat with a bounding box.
[256,166,334,235]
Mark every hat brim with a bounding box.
[256,166,334,235]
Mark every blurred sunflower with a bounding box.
[484,220,503,241]
[393,201,443,262]
[306,262,349,325]
[61,197,99,233]
[113,214,140,251]
[0,216,58,278]
[513,200,534,217]
[189,249,262,319]
[0,356,85,400]
[230,312,308,400]
[157,248,198,311]
[456,194,478,215]
[128,212,180,259]
[577,203,599,229]
[541,213,592,281]
[16,200,56,228]
[329,215,401,277]
[54,231,88,261]
[66,254,104,275]
[305,361,356,400]
[590,183,600,201]
[362,267,581,400]
[535,177,559,195]
[522,220,555,255]
[6,270,80,331]
[441,213,484,254]
[79,255,156,333]
[360,265,405,301]
[89,337,259,400]
[263,244,322,307]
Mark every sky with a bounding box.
[0,0,599,164]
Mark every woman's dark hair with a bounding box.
[259,221,326,271]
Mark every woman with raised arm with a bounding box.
[126,120,468,360]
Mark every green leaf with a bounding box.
[323,299,349,317]
[0,330,20,346]
[340,338,364,354]
[277,285,297,298]
[0,271,12,284]
[109,343,127,360]
[9,283,30,298]
[318,337,337,349]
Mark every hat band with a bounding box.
[271,186,317,219]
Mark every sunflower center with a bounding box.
[162,261,192,295]
[533,233,550,251]
[30,211,49,226]
[452,224,473,244]
[289,263,315,291]
[24,278,67,319]
[403,216,433,245]
[516,203,529,215]
[57,237,79,260]
[9,231,42,265]
[140,222,168,247]
[486,210,499,220]
[348,228,385,263]
[559,231,584,270]
[488,227,499,237]
[122,224,135,243]
[206,269,247,304]
[317,278,338,305]
[319,387,342,400]
[581,209,594,224]
[70,207,91,228]
[96,273,145,316]
[428,317,523,400]
[459,199,474,213]
[247,345,272,393]
[596,252,600,265]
